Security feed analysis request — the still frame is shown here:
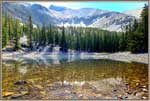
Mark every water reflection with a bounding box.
[15,52,109,67]
[3,59,148,93]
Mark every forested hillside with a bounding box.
[2,4,148,53]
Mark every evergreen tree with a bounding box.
[60,26,67,52]
[28,15,33,50]
[2,15,8,48]
[140,4,148,52]
[14,19,20,50]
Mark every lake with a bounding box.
[2,56,148,99]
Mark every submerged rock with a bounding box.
[78,94,83,98]
[117,95,123,99]
[112,89,117,92]
[40,91,46,95]
[123,96,128,99]
[142,88,148,92]
[14,80,27,85]
[11,91,28,99]
[142,96,148,99]
[81,82,91,89]
[3,92,14,97]
[34,85,44,89]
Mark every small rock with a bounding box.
[82,82,91,89]
[139,85,147,88]
[105,96,112,99]
[142,88,148,92]
[27,79,35,83]
[21,91,28,95]
[49,86,56,90]
[127,94,140,99]
[124,96,128,99]
[142,85,146,88]
[34,85,43,89]
[112,89,117,92]
[142,96,147,99]
[135,92,142,97]
[133,79,140,82]
[97,94,102,97]
[40,91,46,95]
[46,84,53,87]
[91,86,97,92]
[126,91,132,94]
[78,94,83,97]
[136,83,139,86]
[63,81,71,87]
[71,91,76,94]
[14,80,27,85]
[64,90,70,93]
[125,83,129,85]
[117,95,123,99]
[132,90,138,95]
[11,92,28,99]
[3,92,14,97]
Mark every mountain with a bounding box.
[2,2,136,32]
[49,5,67,11]
[123,8,143,19]
[2,3,58,26]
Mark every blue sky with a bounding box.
[30,1,148,12]
[29,1,148,12]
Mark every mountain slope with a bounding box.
[123,8,143,19]
[2,2,136,32]
[2,3,58,26]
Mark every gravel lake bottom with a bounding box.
[2,51,148,100]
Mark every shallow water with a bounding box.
[2,57,148,99]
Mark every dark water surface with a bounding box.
[2,59,148,99]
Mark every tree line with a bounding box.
[2,4,148,53]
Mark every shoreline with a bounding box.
[2,51,148,64]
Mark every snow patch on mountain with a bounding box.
[58,21,87,27]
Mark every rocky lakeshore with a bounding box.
[3,79,148,100]
[2,51,148,64]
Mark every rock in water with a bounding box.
[11,91,28,99]
[81,82,91,89]
[3,92,14,97]
[14,80,27,85]
[34,85,44,89]
[142,88,148,92]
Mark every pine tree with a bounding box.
[41,24,46,45]
[2,17,7,48]
[141,4,148,52]
[28,15,33,50]
[14,19,20,50]
[60,26,67,52]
